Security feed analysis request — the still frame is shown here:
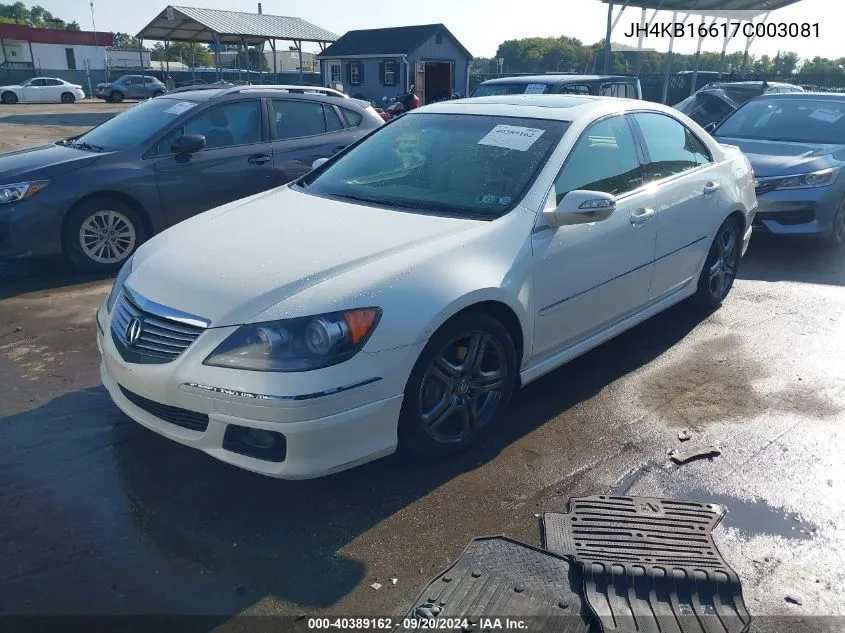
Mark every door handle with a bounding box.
[630,208,655,225]
[703,181,721,194]
[248,154,271,165]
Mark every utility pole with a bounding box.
[89,1,109,79]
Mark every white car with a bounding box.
[97,95,756,479]
[0,77,86,104]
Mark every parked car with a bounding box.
[472,74,642,99]
[0,86,383,269]
[97,95,755,478]
[0,77,85,104]
[674,80,804,128]
[94,75,167,102]
[714,92,845,247]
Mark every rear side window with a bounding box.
[554,115,643,201]
[556,83,590,95]
[340,107,363,127]
[272,100,344,139]
[632,112,712,182]
[601,82,636,98]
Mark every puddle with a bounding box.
[677,488,817,541]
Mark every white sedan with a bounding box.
[97,95,757,478]
[0,77,86,104]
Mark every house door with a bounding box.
[415,61,425,105]
[424,61,452,103]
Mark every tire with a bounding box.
[60,92,75,104]
[1,91,18,104]
[108,91,124,103]
[693,216,742,309]
[828,202,845,249]
[62,197,147,271]
[398,311,518,457]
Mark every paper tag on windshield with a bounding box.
[164,101,197,115]
[809,108,844,124]
[478,125,545,151]
[524,83,546,94]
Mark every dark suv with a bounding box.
[95,75,167,102]
[0,86,383,270]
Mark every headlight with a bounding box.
[0,181,49,204]
[106,255,134,313]
[770,167,839,190]
[204,308,381,372]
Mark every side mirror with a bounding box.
[312,157,329,170]
[542,190,616,228]
[703,122,717,133]
[172,134,206,155]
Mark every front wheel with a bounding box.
[108,91,124,103]
[1,91,18,104]
[399,312,518,457]
[694,216,742,309]
[62,198,146,271]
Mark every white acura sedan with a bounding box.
[0,77,85,104]
[97,95,756,478]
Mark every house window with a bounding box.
[384,61,395,86]
[436,33,443,45]
[329,62,341,83]
[350,62,361,85]
[10,50,17,57]
[65,48,76,70]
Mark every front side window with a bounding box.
[272,100,335,139]
[554,115,643,202]
[157,100,262,153]
[302,113,567,218]
[384,61,395,86]
[633,112,712,182]
[27,78,46,87]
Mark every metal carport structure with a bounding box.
[598,0,804,103]
[135,5,337,85]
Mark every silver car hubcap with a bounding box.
[419,331,508,444]
[709,225,738,299]
[79,210,136,264]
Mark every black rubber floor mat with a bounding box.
[394,536,591,632]
[542,496,751,633]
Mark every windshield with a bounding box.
[472,83,551,97]
[302,113,567,218]
[716,98,845,144]
[74,97,199,151]
[675,91,736,126]
[718,85,764,105]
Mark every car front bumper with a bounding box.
[96,297,421,479]
[0,195,66,259]
[753,185,842,237]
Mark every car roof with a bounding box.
[479,74,638,86]
[158,86,371,108]
[709,80,800,88]
[417,94,672,122]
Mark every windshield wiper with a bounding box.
[330,192,428,210]
[69,140,105,153]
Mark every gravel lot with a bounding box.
[1,100,844,631]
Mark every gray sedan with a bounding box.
[95,75,167,102]
[715,93,845,247]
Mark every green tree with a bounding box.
[0,2,80,29]
[799,56,845,75]
[113,32,146,50]
[150,42,213,68]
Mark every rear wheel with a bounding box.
[399,312,517,457]
[62,197,146,271]
[694,216,742,308]
[60,92,75,104]
[108,91,124,103]
[1,91,18,104]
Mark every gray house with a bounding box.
[317,23,472,105]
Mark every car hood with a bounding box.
[0,143,104,181]
[129,187,485,326]
[716,137,845,177]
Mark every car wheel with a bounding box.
[62,198,146,271]
[399,311,518,457]
[1,91,18,104]
[61,92,75,104]
[829,201,845,249]
[694,216,742,308]
[108,91,124,103]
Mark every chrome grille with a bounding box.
[110,293,205,364]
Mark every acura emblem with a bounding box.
[126,318,143,346]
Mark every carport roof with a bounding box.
[136,5,338,45]
[598,0,803,16]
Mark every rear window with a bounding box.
[719,86,764,105]
[472,83,551,97]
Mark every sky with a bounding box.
[29,0,845,59]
